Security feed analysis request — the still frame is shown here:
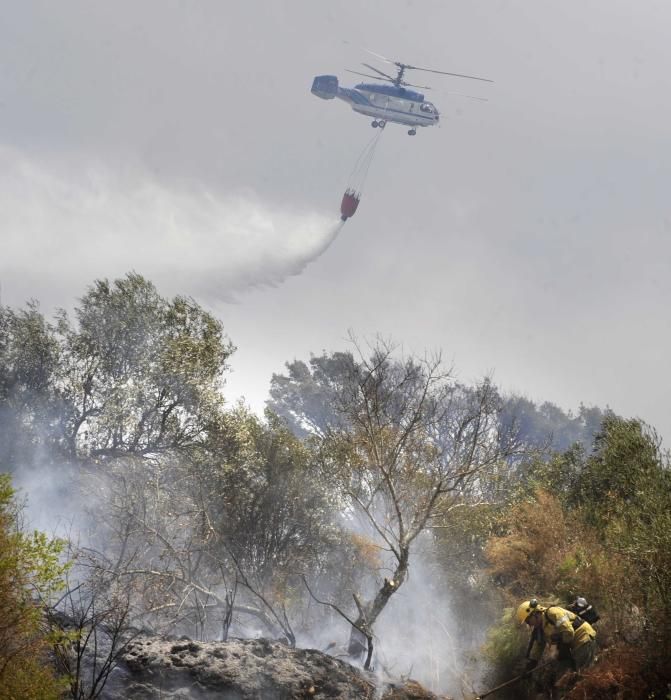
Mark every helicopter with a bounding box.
[311,50,492,135]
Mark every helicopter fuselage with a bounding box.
[311,75,439,129]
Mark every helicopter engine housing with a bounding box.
[311,75,338,100]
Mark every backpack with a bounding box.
[566,596,600,625]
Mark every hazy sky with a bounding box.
[1,1,670,444]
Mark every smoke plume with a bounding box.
[0,146,341,306]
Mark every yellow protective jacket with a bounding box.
[528,606,596,661]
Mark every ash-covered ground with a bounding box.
[100,635,452,699]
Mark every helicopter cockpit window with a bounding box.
[420,103,433,113]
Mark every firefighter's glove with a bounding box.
[525,659,538,672]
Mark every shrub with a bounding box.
[0,474,68,698]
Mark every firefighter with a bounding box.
[516,599,597,672]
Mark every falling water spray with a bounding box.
[0,146,346,304]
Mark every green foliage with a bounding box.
[568,417,671,619]
[605,456,671,615]
[573,416,665,522]
[434,502,501,589]
[0,473,68,698]
[60,273,235,457]
[482,607,528,670]
[1,273,236,472]
[520,444,587,499]
[268,353,356,437]
[204,408,340,586]
[0,302,67,472]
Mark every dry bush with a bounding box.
[485,489,636,616]
[564,643,671,699]
[485,489,575,598]
[483,487,668,698]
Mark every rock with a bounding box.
[100,635,450,700]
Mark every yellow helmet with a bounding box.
[516,598,545,624]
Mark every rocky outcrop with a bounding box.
[101,635,450,699]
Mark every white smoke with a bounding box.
[373,548,487,698]
[11,461,84,541]
[0,146,342,305]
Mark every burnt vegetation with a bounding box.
[1,272,669,698]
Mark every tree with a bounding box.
[84,407,341,644]
[268,352,355,438]
[0,303,68,473]
[58,273,235,459]
[204,411,339,596]
[576,417,671,618]
[498,396,608,454]
[293,339,521,661]
[1,274,236,472]
[270,360,608,457]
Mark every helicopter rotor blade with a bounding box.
[362,62,396,81]
[442,90,488,102]
[363,48,398,66]
[400,81,432,90]
[345,69,391,82]
[405,65,493,82]
[361,47,493,83]
[346,69,432,90]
